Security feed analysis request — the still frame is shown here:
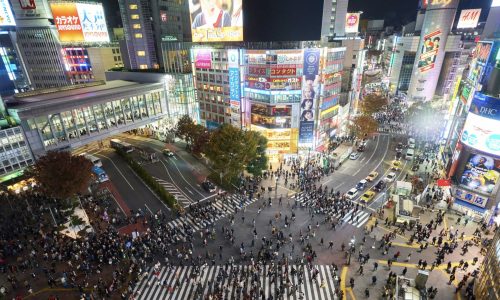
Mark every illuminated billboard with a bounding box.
[345,13,360,33]
[194,49,212,69]
[459,153,500,195]
[418,29,441,72]
[457,9,481,29]
[50,3,110,43]
[299,49,320,144]
[461,93,500,156]
[188,0,243,42]
[0,0,16,26]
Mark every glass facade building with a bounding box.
[0,126,34,180]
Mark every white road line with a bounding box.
[158,160,194,204]
[94,153,135,190]
[168,158,205,198]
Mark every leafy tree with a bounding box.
[191,124,210,156]
[205,124,263,183]
[348,115,379,139]
[360,93,388,115]
[175,115,197,149]
[246,132,268,176]
[30,151,93,200]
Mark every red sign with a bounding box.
[19,0,36,9]
[270,68,296,76]
[437,179,451,187]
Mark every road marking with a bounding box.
[186,188,194,195]
[144,204,154,215]
[168,158,206,198]
[159,159,194,204]
[94,153,135,190]
[340,266,348,300]
[353,135,381,176]
[347,287,356,300]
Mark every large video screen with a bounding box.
[188,0,243,42]
[50,3,110,43]
[459,153,500,195]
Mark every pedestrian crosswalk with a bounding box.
[292,192,371,228]
[133,264,339,300]
[154,177,193,207]
[166,193,256,234]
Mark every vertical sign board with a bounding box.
[228,49,241,127]
[345,13,360,34]
[418,29,442,73]
[0,0,16,26]
[299,49,320,144]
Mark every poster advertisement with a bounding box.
[453,187,489,208]
[457,9,481,29]
[459,154,500,195]
[418,29,441,72]
[188,0,243,42]
[50,3,109,43]
[0,0,16,26]
[299,49,320,144]
[345,13,360,33]
[194,49,212,69]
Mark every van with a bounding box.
[408,138,416,149]
[405,149,414,160]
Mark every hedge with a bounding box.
[114,148,180,212]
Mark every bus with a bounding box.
[82,153,102,168]
[92,166,109,183]
[110,138,134,153]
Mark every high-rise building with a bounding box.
[87,46,125,81]
[321,0,349,38]
[118,0,191,70]
[0,32,29,96]
[9,0,72,89]
[474,228,500,299]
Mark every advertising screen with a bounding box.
[474,42,493,65]
[459,154,500,195]
[457,9,481,29]
[194,49,212,69]
[461,92,500,156]
[299,49,320,144]
[189,0,243,42]
[50,3,110,43]
[418,29,441,72]
[345,13,360,33]
[0,0,16,26]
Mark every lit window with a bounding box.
[137,51,146,56]
[131,14,140,20]
[133,24,141,29]
[139,64,148,69]
[129,4,138,9]
[135,33,143,38]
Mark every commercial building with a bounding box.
[321,0,349,38]
[474,228,500,299]
[192,43,346,161]
[87,46,125,81]
[118,0,191,70]
[0,32,30,96]
[8,0,72,89]
[63,47,94,85]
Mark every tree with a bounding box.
[191,124,210,156]
[30,151,93,200]
[205,124,262,183]
[348,115,379,139]
[360,93,388,115]
[175,115,197,149]
[246,132,268,177]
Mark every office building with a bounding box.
[9,0,72,89]
[87,46,125,81]
[321,0,349,38]
[118,0,191,70]
[474,229,500,299]
[0,32,29,96]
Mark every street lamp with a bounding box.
[346,237,356,265]
[275,178,278,198]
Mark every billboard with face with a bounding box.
[298,49,320,145]
[189,0,243,42]
[459,153,500,195]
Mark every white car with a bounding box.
[384,172,397,182]
[346,188,358,200]
[408,138,416,149]
[350,152,361,160]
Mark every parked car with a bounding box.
[346,188,358,200]
[360,191,376,203]
[356,179,368,190]
[384,172,397,182]
[366,171,379,182]
[372,180,387,192]
[350,152,361,160]
[201,181,216,193]
[162,149,174,157]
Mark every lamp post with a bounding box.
[275,178,278,198]
[347,237,356,265]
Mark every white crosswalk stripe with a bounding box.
[154,177,193,207]
[134,264,340,300]
[165,193,257,238]
[292,192,371,228]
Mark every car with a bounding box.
[391,160,402,171]
[411,164,419,172]
[356,179,368,190]
[201,181,216,193]
[395,151,402,159]
[395,142,403,152]
[408,138,416,149]
[360,191,376,203]
[372,180,387,192]
[357,145,366,152]
[366,171,379,182]
[350,152,361,160]
[384,172,397,182]
[346,188,358,200]
[162,149,174,157]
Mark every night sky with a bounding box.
[103,0,494,41]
